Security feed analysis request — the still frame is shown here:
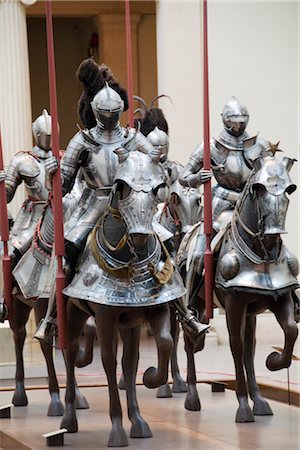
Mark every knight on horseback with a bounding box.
[179,97,270,291]
[35,59,207,341]
[0,110,53,269]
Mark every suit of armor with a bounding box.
[179,97,269,283]
[57,85,156,254]
[180,97,269,229]
[0,110,52,266]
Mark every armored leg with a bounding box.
[174,297,209,338]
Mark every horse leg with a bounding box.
[244,315,273,416]
[143,304,173,389]
[170,305,187,392]
[75,316,97,368]
[267,293,298,371]
[225,297,254,423]
[120,326,152,439]
[9,297,31,407]
[157,305,187,397]
[34,299,64,416]
[184,332,201,411]
[96,311,128,447]
[60,301,89,433]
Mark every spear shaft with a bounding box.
[125,0,134,127]
[0,130,13,319]
[203,0,213,319]
[45,0,66,349]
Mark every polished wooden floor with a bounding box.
[0,383,299,450]
[0,320,299,449]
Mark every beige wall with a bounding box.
[156,0,299,257]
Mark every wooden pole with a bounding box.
[45,0,66,349]
[125,0,134,127]
[202,0,213,319]
[0,130,13,319]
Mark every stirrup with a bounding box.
[33,318,57,346]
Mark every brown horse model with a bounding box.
[181,151,299,421]
[9,181,89,416]
[60,149,186,447]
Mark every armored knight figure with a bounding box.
[145,123,209,336]
[0,109,53,268]
[179,97,269,279]
[39,76,208,340]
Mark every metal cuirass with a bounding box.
[63,125,155,247]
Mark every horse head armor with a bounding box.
[113,148,167,234]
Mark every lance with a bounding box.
[45,0,67,349]
[125,0,134,127]
[202,0,213,319]
[0,130,13,319]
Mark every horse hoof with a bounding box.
[118,374,126,390]
[60,416,78,433]
[156,384,172,398]
[235,406,255,423]
[75,391,90,409]
[143,367,160,389]
[184,393,201,411]
[184,385,201,411]
[130,419,152,438]
[47,401,64,417]
[172,378,188,393]
[253,399,273,416]
[266,351,289,371]
[75,349,93,368]
[12,391,28,407]
[108,427,128,447]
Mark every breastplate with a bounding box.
[213,148,252,191]
[82,142,120,189]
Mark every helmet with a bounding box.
[147,127,169,159]
[221,97,249,136]
[32,109,52,150]
[91,83,124,129]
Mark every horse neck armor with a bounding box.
[169,180,202,233]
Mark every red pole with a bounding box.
[203,0,213,319]
[125,0,134,127]
[0,130,13,319]
[45,0,66,349]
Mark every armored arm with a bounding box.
[179,144,206,188]
[60,132,88,196]
[3,156,22,203]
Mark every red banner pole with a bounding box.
[125,0,134,127]
[0,130,13,319]
[203,0,213,319]
[45,0,66,349]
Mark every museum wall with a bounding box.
[156,0,299,257]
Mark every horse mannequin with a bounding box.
[182,149,299,421]
[60,148,186,446]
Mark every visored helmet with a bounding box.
[91,83,124,129]
[147,126,169,159]
[221,97,249,136]
[32,109,52,150]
